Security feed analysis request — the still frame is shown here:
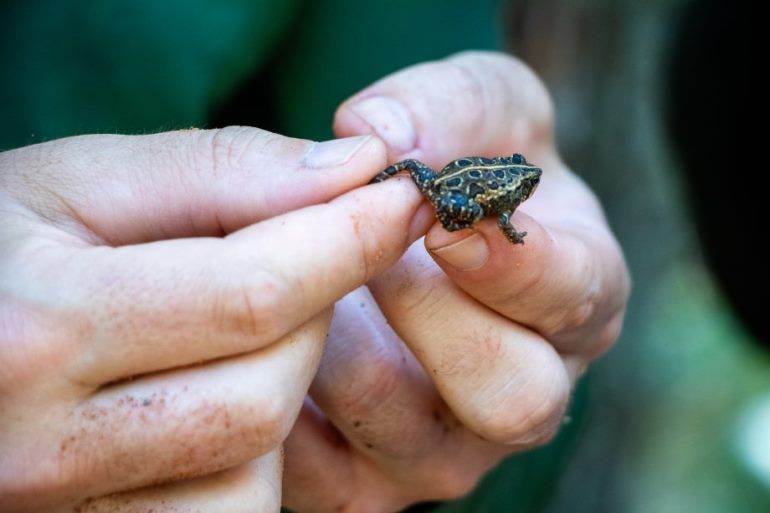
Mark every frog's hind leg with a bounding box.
[498,211,527,244]
[369,159,436,194]
[369,161,404,183]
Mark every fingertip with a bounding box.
[352,174,429,245]
[333,98,374,139]
[426,211,550,277]
[334,94,418,159]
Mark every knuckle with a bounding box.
[195,126,271,179]
[238,393,296,450]
[332,353,401,415]
[212,268,293,343]
[162,394,294,472]
[471,349,570,444]
[341,194,409,285]
[0,291,90,390]
[342,207,375,284]
[545,294,598,339]
[384,264,448,320]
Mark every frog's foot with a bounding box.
[498,212,527,245]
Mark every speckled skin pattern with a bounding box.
[370,153,542,244]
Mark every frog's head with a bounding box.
[516,165,542,201]
[436,192,484,232]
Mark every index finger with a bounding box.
[21,177,433,385]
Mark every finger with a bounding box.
[72,450,282,513]
[367,244,574,445]
[310,288,452,457]
[3,127,385,244]
[334,51,553,167]
[22,313,328,508]
[21,176,431,385]
[301,289,507,498]
[332,49,595,441]
[283,398,467,513]
[285,403,498,513]
[425,209,629,356]
[283,399,381,513]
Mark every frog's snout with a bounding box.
[521,168,542,200]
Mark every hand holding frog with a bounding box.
[282,51,631,512]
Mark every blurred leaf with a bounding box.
[0,0,299,149]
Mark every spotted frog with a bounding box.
[370,154,541,244]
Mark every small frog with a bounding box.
[370,154,542,244]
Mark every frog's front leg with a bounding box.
[498,211,527,244]
[369,159,437,196]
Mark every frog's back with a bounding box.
[432,156,530,213]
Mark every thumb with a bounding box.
[4,127,385,245]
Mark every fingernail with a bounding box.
[349,96,416,154]
[430,233,490,271]
[407,202,436,243]
[303,135,371,168]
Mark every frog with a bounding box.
[369,153,542,244]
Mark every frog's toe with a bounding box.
[511,230,527,244]
[501,226,527,244]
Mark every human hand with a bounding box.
[0,128,432,512]
[282,51,630,512]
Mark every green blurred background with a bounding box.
[1,0,764,511]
